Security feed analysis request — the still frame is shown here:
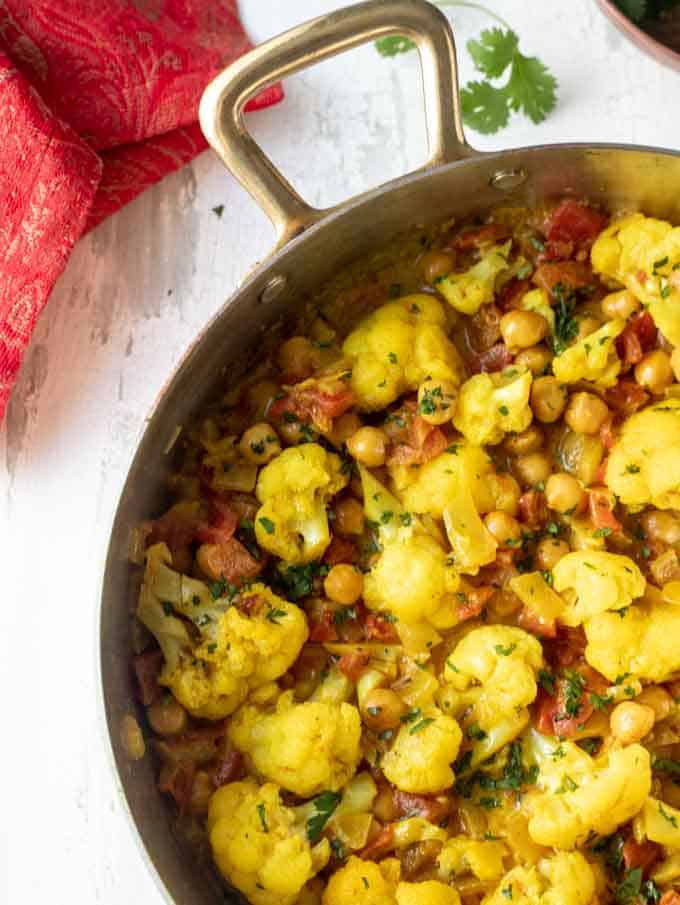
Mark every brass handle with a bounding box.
[199,0,472,248]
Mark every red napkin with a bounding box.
[0,1,283,420]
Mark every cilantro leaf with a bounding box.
[613,0,647,22]
[505,53,558,124]
[374,35,416,57]
[467,28,519,78]
[306,790,342,843]
[460,80,509,134]
[616,867,642,904]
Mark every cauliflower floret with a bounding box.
[591,213,680,346]
[482,852,596,905]
[452,367,533,446]
[208,780,330,905]
[437,837,507,885]
[551,318,625,387]
[228,691,361,797]
[396,881,461,905]
[398,444,499,517]
[585,598,680,682]
[137,544,307,718]
[342,294,464,411]
[605,398,680,508]
[254,443,348,563]
[437,241,512,315]
[551,551,645,626]
[440,626,543,767]
[381,707,463,794]
[635,797,680,849]
[527,734,651,849]
[322,856,400,905]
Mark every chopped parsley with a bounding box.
[161,601,174,616]
[552,283,579,355]
[498,404,510,416]
[409,717,435,735]
[658,802,679,827]
[556,774,578,794]
[615,867,642,905]
[538,668,556,695]
[501,885,513,900]
[625,463,641,474]
[211,203,224,218]
[399,512,413,526]
[562,669,587,718]
[275,561,328,600]
[258,516,275,535]
[306,790,342,843]
[388,351,398,364]
[401,707,422,724]
[478,796,501,809]
[256,802,269,833]
[589,691,614,710]
[593,527,613,538]
[266,607,287,624]
[495,642,517,656]
[467,722,488,741]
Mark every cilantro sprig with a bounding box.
[375,2,558,135]
[306,790,342,844]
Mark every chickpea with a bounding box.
[514,451,552,488]
[492,473,521,516]
[641,509,680,546]
[189,770,213,814]
[484,510,522,548]
[238,422,281,464]
[147,696,188,736]
[636,686,674,722]
[247,380,280,419]
[329,412,362,447]
[361,688,405,731]
[671,347,680,382]
[504,424,544,456]
[635,349,673,395]
[564,392,609,435]
[346,426,388,467]
[601,290,641,321]
[277,415,315,446]
[610,701,655,745]
[324,564,364,605]
[530,376,567,423]
[277,336,319,381]
[422,249,455,283]
[575,315,601,341]
[500,310,548,350]
[515,344,553,375]
[545,472,585,514]
[333,498,365,536]
[535,537,570,571]
[417,378,458,426]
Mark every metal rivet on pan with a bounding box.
[490,168,528,191]
[259,274,288,304]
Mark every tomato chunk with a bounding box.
[622,837,662,874]
[338,651,370,681]
[364,614,399,642]
[133,649,164,706]
[452,223,510,250]
[470,342,514,374]
[532,260,594,295]
[606,378,649,416]
[392,790,450,823]
[588,486,622,533]
[616,311,657,369]
[271,383,355,434]
[386,401,449,466]
[545,201,607,245]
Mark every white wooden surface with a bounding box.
[2,1,679,902]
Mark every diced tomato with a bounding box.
[593,456,609,485]
[616,311,657,369]
[195,500,239,545]
[212,750,244,788]
[308,606,338,643]
[519,606,558,639]
[532,260,594,295]
[599,416,617,452]
[150,505,201,554]
[452,223,510,250]
[470,342,514,374]
[588,486,622,533]
[338,651,370,681]
[158,761,195,814]
[606,379,649,415]
[360,823,396,860]
[364,614,399,642]
[535,674,593,740]
[386,407,449,467]
[622,838,662,874]
[323,535,357,566]
[270,382,355,434]
[518,490,548,529]
[545,625,587,669]
[132,649,164,706]
[545,201,607,245]
[498,277,531,311]
[458,586,494,621]
[156,723,226,765]
[543,238,574,261]
[392,790,450,823]
[200,536,262,584]
[468,302,503,352]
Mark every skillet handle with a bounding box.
[198,0,472,249]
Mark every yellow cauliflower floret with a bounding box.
[552,318,625,387]
[551,551,645,626]
[635,797,680,849]
[382,708,462,794]
[520,288,555,333]
[437,837,507,884]
[437,241,512,315]
[342,294,464,411]
[396,881,461,905]
[591,213,680,346]
[399,444,499,517]
[528,735,651,849]
[585,598,680,682]
[322,856,400,905]
[482,852,596,905]
[228,691,361,797]
[208,780,329,905]
[606,399,680,508]
[440,626,543,767]
[453,367,533,446]
[254,443,348,563]
[137,545,308,718]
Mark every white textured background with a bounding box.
[2,1,679,902]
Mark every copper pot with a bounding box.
[99,1,680,902]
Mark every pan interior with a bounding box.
[100,143,680,905]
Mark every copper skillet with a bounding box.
[99,1,680,902]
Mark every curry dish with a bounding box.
[129,201,680,905]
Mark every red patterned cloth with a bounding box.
[0,1,283,419]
